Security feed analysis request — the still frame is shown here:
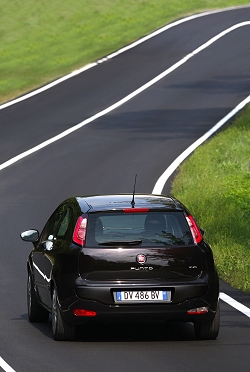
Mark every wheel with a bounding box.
[194,302,220,340]
[51,287,75,341]
[27,272,49,322]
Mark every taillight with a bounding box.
[73,215,88,246]
[187,307,209,315]
[185,215,203,244]
[73,309,97,317]
[123,208,149,213]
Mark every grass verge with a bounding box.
[171,106,250,292]
[1,0,250,103]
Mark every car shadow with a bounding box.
[75,319,197,342]
[21,313,197,342]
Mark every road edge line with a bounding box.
[0,357,16,372]
[220,292,250,318]
[152,94,250,194]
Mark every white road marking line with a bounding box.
[0,22,250,172]
[0,62,98,111]
[152,94,250,194]
[1,6,249,111]
[104,7,248,60]
[220,292,250,318]
[0,357,16,372]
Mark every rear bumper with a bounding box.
[62,296,217,325]
[60,281,219,325]
[75,283,208,304]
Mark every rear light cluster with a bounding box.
[73,215,88,246]
[185,215,203,244]
[73,309,97,317]
[187,307,209,315]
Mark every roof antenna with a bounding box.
[131,174,137,208]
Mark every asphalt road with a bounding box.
[0,6,250,372]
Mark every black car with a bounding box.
[21,194,219,341]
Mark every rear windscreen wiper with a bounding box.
[98,240,142,246]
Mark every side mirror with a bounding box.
[20,229,39,243]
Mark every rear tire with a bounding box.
[51,288,75,341]
[194,302,220,340]
[27,272,49,322]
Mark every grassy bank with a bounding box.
[1,0,250,104]
[171,106,250,292]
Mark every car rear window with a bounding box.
[85,211,193,247]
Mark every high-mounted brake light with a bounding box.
[185,215,202,244]
[73,216,88,246]
[73,309,97,317]
[123,208,149,213]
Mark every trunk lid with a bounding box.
[79,210,203,282]
[79,246,203,281]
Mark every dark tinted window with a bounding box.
[40,204,73,242]
[57,207,73,239]
[86,211,193,247]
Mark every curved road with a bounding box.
[0,6,250,372]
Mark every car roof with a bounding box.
[76,194,184,213]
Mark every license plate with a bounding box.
[114,290,171,303]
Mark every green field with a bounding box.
[1,1,250,291]
[1,0,250,103]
